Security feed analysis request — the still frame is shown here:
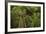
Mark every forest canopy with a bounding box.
[10,5,41,28]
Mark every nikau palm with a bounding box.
[11,6,41,28]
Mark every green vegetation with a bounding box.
[10,5,41,28]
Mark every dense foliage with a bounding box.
[10,5,41,28]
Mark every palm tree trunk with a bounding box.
[23,16,26,28]
[18,16,24,28]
